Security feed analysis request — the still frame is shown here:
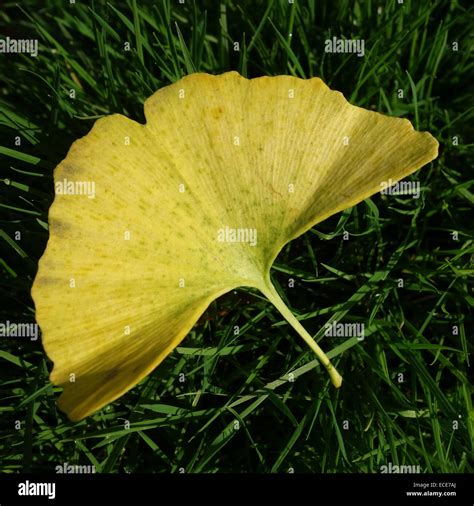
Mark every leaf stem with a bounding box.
[259,280,343,388]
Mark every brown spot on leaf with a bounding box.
[211,106,223,119]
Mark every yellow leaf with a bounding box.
[32,72,438,421]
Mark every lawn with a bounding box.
[0,0,473,474]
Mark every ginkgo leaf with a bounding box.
[31,71,438,421]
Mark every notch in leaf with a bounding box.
[32,72,438,421]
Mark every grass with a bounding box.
[0,0,473,473]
